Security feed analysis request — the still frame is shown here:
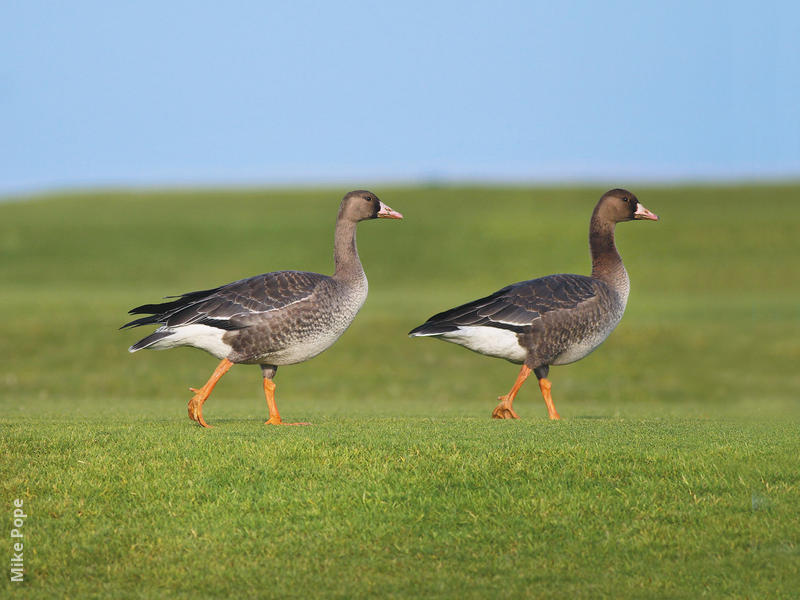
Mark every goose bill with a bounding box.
[377,202,403,219]
[634,203,659,221]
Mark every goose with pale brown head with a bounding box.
[409,188,657,420]
[123,190,402,427]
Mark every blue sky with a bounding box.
[2,1,799,195]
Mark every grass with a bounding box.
[2,184,799,598]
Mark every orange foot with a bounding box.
[491,396,520,420]
[187,389,212,428]
[265,416,311,426]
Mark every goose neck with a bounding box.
[589,215,628,293]
[333,218,365,282]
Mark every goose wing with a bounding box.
[122,270,328,331]
[409,274,599,335]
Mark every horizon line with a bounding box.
[3,169,800,201]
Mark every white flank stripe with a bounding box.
[147,324,233,360]
[437,326,527,363]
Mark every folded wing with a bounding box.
[122,270,327,332]
[409,274,599,335]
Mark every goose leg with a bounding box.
[535,366,561,420]
[188,358,234,428]
[492,365,531,419]
[261,365,310,426]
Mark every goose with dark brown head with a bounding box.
[122,190,402,427]
[409,189,657,420]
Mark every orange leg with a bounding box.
[492,365,531,419]
[539,378,561,420]
[263,378,310,426]
[187,358,234,428]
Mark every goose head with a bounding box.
[595,188,659,223]
[339,190,403,222]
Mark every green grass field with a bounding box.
[2,185,799,598]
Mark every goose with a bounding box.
[408,189,657,420]
[122,190,402,427]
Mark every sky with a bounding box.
[2,1,799,196]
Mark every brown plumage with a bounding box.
[122,190,402,427]
[409,188,658,420]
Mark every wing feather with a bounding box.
[121,270,327,330]
[409,274,599,335]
